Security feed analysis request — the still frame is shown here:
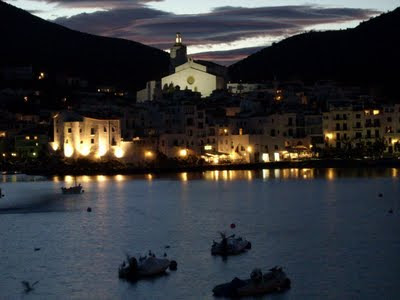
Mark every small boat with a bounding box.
[211,232,251,256]
[61,177,83,194]
[119,255,171,281]
[213,266,291,298]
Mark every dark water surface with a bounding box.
[0,168,399,299]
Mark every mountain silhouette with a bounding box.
[229,8,400,98]
[0,1,170,91]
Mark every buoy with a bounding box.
[165,245,170,249]
[230,223,236,229]
[379,193,383,197]
[388,209,393,214]
[87,207,92,212]
[169,260,177,270]
[34,248,41,251]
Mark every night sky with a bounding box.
[5,0,399,64]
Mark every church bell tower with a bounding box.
[169,32,187,73]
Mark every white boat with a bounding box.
[211,233,251,256]
[119,255,171,281]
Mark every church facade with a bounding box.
[162,58,225,97]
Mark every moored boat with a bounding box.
[61,177,83,194]
[213,267,291,297]
[211,232,251,256]
[119,255,171,281]
[61,185,83,194]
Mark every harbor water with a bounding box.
[0,168,399,299]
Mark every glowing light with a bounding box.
[52,143,59,151]
[262,169,270,180]
[247,146,252,153]
[65,175,74,183]
[98,143,107,157]
[262,153,269,162]
[145,151,153,158]
[213,157,219,164]
[11,153,17,157]
[34,136,38,140]
[179,149,188,157]
[79,145,90,156]
[327,168,335,181]
[325,133,333,140]
[24,96,28,102]
[392,139,398,144]
[181,172,188,182]
[147,174,153,180]
[373,110,380,115]
[114,147,124,158]
[274,152,280,162]
[204,145,212,150]
[32,152,37,156]
[97,175,106,182]
[25,136,30,140]
[2,153,5,157]
[64,144,74,157]
[115,174,125,182]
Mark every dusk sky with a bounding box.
[5,0,400,64]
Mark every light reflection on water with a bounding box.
[1,168,398,185]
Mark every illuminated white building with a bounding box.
[52,111,123,159]
[162,33,225,98]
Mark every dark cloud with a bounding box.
[46,0,161,6]
[54,5,379,62]
[192,47,265,66]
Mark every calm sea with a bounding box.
[0,168,399,299]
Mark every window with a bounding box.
[356,132,362,138]
[112,138,116,146]
[270,129,276,137]
[356,122,361,128]
[288,117,293,126]
[336,123,340,130]
[80,141,83,144]
[65,139,68,144]
[288,129,293,136]
[274,145,278,150]
[343,123,348,130]
[375,130,380,137]
[336,133,340,140]
[68,128,72,133]
[356,114,361,119]
[387,117,392,122]
[104,127,107,132]
[112,127,115,132]
[91,128,95,135]
[91,139,94,144]
[79,128,82,133]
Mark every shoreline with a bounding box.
[2,159,400,176]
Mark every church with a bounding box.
[137,33,226,101]
[162,33,226,97]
